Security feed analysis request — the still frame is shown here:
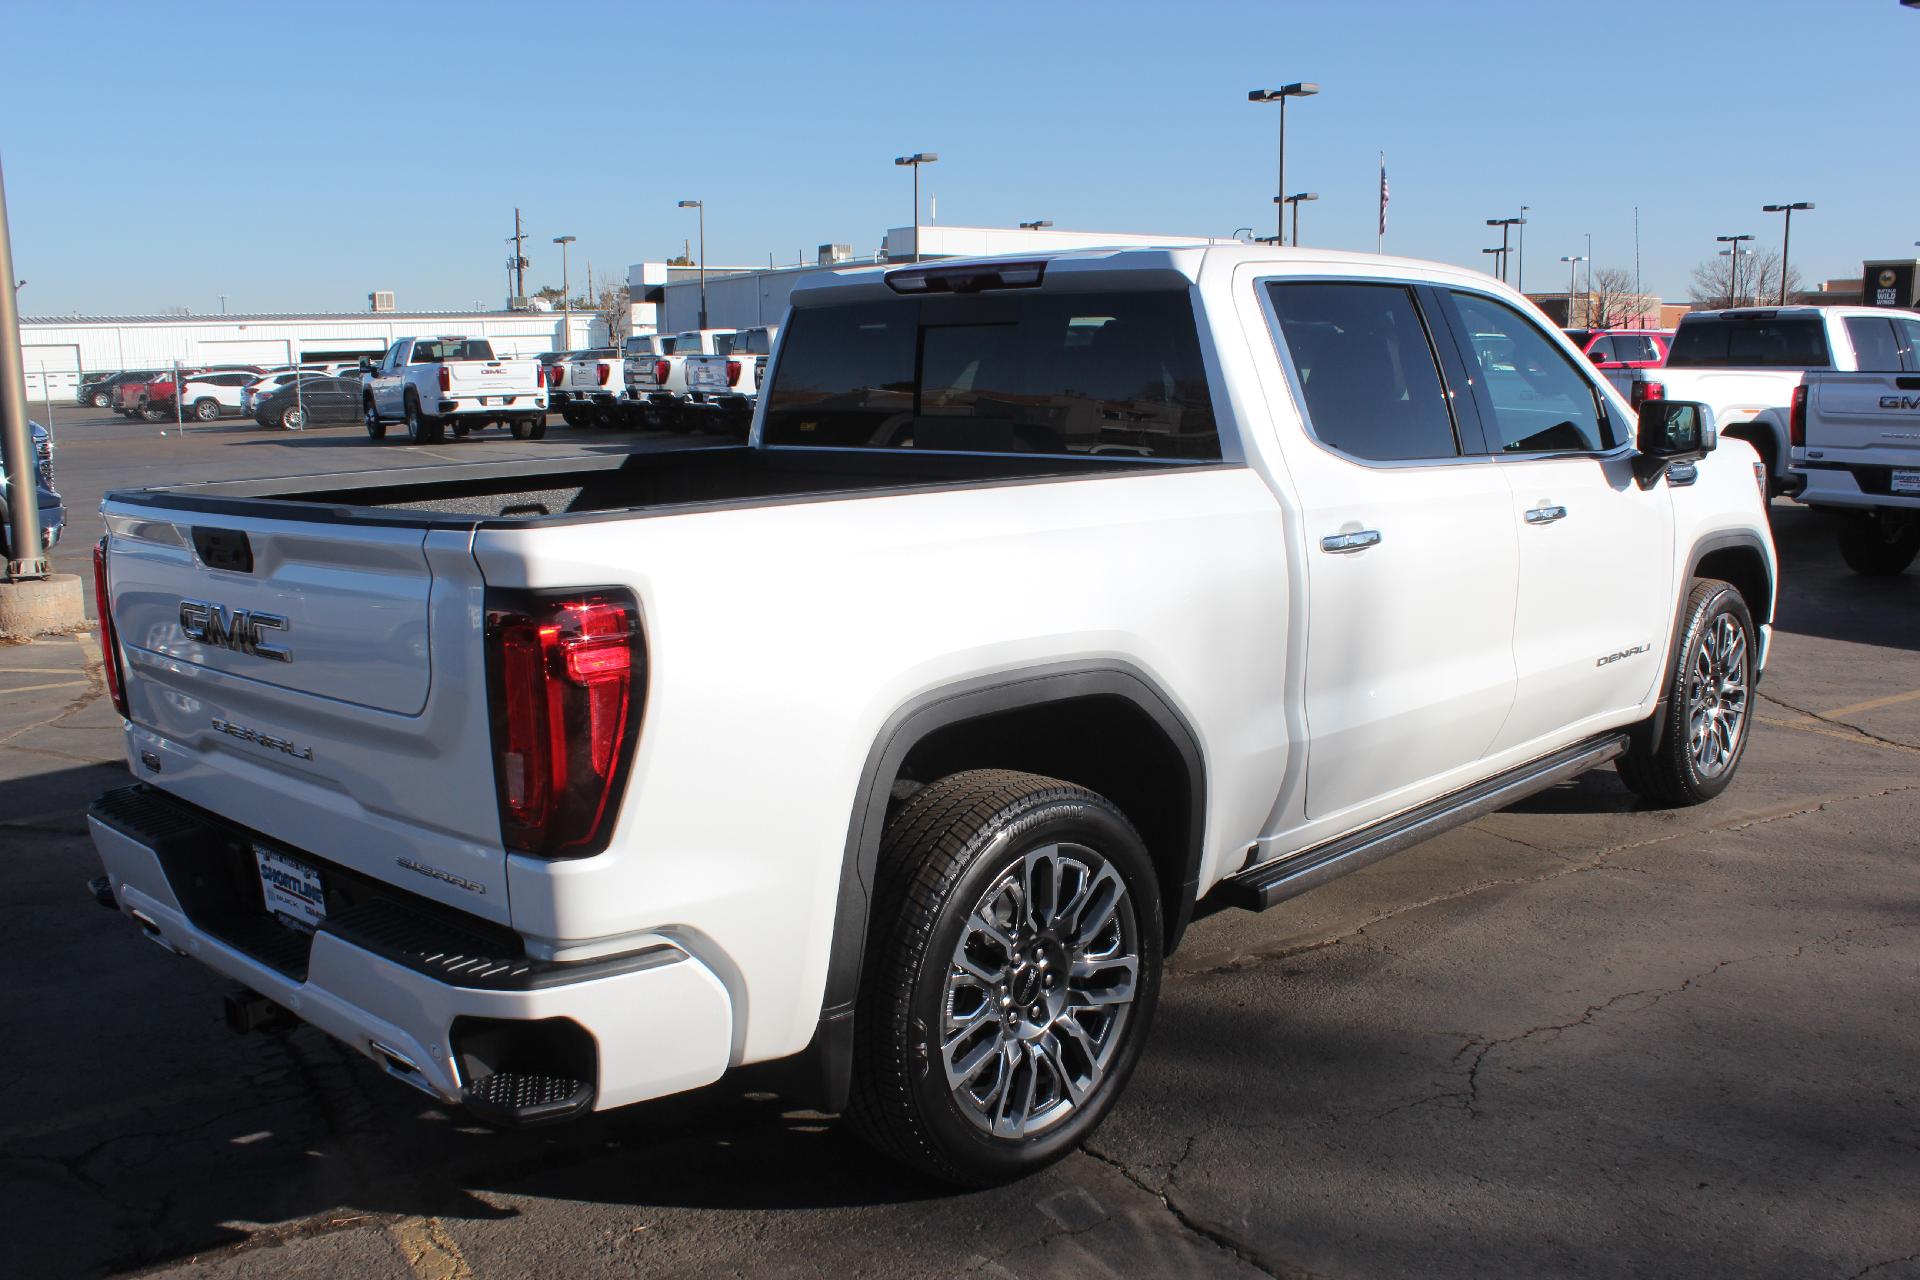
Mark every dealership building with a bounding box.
[18,305,608,402]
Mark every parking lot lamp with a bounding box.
[1248,84,1319,244]
[1761,203,1813,305]
[1487,216,1524,284]
[1716,233,1756,305]
[552,235,576,349]
[677,201,707,330]
[1019,220,1052,231]
[1482,246,1506,278]
[1560,255,1588,326]
[1282,193,1319,247]
[894,154,938,263]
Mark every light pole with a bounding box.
[552,234,576,349]
[1487,216,1524,284]
[893,153,937,263]
[1560,254,1588,326]
[1482,246,1506,278]
[1248,83,1319,244]
[1018,219,1052,230]
[1282,192,1319,247]
[1761,202,1812,305]
[1716,233,1756,304]
[1517,204,1529,291]
[677,201,706,329]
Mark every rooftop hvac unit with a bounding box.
[369,291,396,312]
[818,243,853,266]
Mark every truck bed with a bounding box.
[105,445,1169,529]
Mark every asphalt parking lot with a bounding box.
[5,409,1917,1280]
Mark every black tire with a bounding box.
[363,399,386,441]
[91,391,111,409]
[1836,510,1919,577]
[404,393,442,444]
[560,407,582,428]
[509,417,537,440]
[192,397,221,422]
[1617,578,1756,807]
[279,405,304,431]
[847,769,1163,1187]
[140,403,166,423]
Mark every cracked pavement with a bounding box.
[5,413,1918,1279]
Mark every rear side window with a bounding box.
[1667,316,1831,368]
[762,291,1219,459]
[1897,318,1920,371]
[1844,317,1902,371]
[1586,336,1615,362]
[1448,291,1612,453]
[1266,282,1458,462]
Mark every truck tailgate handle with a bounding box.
[1897,377,1920,391]
[192,527,254,573]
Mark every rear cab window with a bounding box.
[1667,315,1832,368]
[762,289,1220,460]
[411,339,496,363]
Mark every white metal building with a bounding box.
[636,225,1232,335]
[19,308,608,401]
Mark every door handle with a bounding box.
[1321,529,1382,554]
[1524,504,1568,525]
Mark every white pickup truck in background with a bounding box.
[555,347,624,429]
[1790,368,1920,575]
[1631,306,1920,496]
[624,328,734,431]
[361,336,548,443]
[88,245,1774,1187]
[683,325,779,434]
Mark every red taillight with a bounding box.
[1789,384,1808,448]
[653,359,670,385]
[438,365,451,393]
[597,362,611,387]
[537,364,548,387]
[726,359,741,387]
[486,591,642,858]
[92,538,130,718]
[1630,379,1664,409]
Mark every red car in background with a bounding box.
[1563,328,1672,371]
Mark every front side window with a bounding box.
[1586,336,1616,362]
[1612,335,1659,363]
[1844,317,1902,371]
[762,290,1219,460]
[1448,291,1611,453]
[1266,282,1458,462]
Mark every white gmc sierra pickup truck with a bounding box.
[1632,305,1920,496]
[360,336,548,443]
[86,246,1775,1186]
[1789,368,1920,575]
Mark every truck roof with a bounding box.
[1682,305,1916,322]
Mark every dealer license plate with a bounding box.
[1892,469,1920,495]
[255,845,326,931]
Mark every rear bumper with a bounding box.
[1792,464,1920,512]
[435,394,547,416]
[88,785,734,1114]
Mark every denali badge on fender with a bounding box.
[180,599,291,662]
[1596,643,1651,668]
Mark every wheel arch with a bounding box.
[1643,529,1774,751]
[779,660,1207,1111]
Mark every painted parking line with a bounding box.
[1821,687,1920,719]
[0,680,90,695]
[0,667,90,676]
[386,1216,473,1280]
[1759,715,1920,755]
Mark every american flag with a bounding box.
[1378,153,1389,239]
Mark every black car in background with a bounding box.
[251,373,362,430]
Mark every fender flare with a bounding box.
[1646,527,1775,746]
[779,660,1207,1110]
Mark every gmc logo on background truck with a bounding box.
[179,600,292,662]
[1877,395,1920,410]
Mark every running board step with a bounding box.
[1221,732,1630,913]
[462,1073,594,1128]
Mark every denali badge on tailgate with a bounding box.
[179,599,291,662]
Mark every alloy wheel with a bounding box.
[1686,612,1748,778]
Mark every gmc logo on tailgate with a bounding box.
[1878,395,1920,410]
[179,600,292,662]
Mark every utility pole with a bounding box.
[505,208,529,303]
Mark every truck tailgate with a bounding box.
[445,359,536,394]
[1806,373,1920,463]
[102,506,513,920]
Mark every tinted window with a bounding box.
[1667,315,1831,368]
[762,291,1219,459]
[1844,317,1902,371]
[1267,282,1457,462]
[411,339,495,362]
[1611,335,1660,363]
[1586,337,1616,362]
[1449,291,1612,453]
[730,330,773,355]
[1897,318,1920,371]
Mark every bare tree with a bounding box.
[595,285,630,346]
[1587,266,1647,329]
[1689,247,1802,309]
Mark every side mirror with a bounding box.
[358,358,373,373]
[1632,399,1717,485]
[1586,348,1607,364]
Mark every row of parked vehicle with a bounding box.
[543,325,778,435]
[76,364,365,430]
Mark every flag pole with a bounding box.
[1376,151,1385,253]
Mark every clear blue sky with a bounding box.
[8,0,1916,316]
